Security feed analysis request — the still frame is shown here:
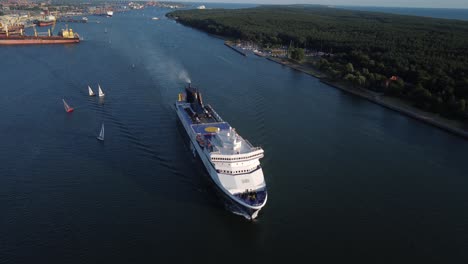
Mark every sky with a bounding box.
[176,0,468,9]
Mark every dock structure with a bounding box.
[224,41,246,56]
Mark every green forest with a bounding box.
[167,5,468,120]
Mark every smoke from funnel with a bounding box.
[178,70,191,84]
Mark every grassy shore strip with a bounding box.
[224,41,247,56]
[266,57,326,79]
[268,57,468,139]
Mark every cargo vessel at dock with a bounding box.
[34,15,56,27]
[176,83,268,220]
[0,26,80,45]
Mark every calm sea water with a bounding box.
[1,7,468,263]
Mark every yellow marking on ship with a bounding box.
[205,126,219,133]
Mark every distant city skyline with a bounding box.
[175,0,468,9]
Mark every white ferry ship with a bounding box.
[175,83,267,219]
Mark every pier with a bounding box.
[224,41,246,56]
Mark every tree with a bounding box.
[458,99,466,113]
[345,63,354,73]
[411,85,432,108]
[328,69,342,80]
[344,73,356,86]
[318,58,329,70]
[290,48,305,61]
[357,75,366,87]
[387,79,405,96]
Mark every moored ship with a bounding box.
[35,15,56,27]
[175,83,268,220]
[0,26,80,45]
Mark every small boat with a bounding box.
[98,84,105,97]
[152,17,159,20]
[63,99,74,113]
[88,85,95,96]
[97,123,104,141]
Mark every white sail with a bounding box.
[63,99,74,112]
[62,99,69,111]
[97,123,104,141]
[88,85,95,96]
[98,84,105,97]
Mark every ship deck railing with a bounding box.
[244,139,255,148]
[209,147,264,160]
[240,139,262,151]
[205,104,224,122]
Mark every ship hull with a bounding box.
[0,37,79,45]
[176,104,266,220]
[37,21,55,27]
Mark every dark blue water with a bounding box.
[1,7,468,263]
[339,6,468,20]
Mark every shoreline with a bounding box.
[266,57,326,79]
[266,57,468,139]
[200,37,468,140]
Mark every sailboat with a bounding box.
[88,85,95,96]
[97,123,104,141]
[98,84,105,97]
[63,99,74,113]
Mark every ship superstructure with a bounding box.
[35,15,56,27]
[175,83,267,219]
